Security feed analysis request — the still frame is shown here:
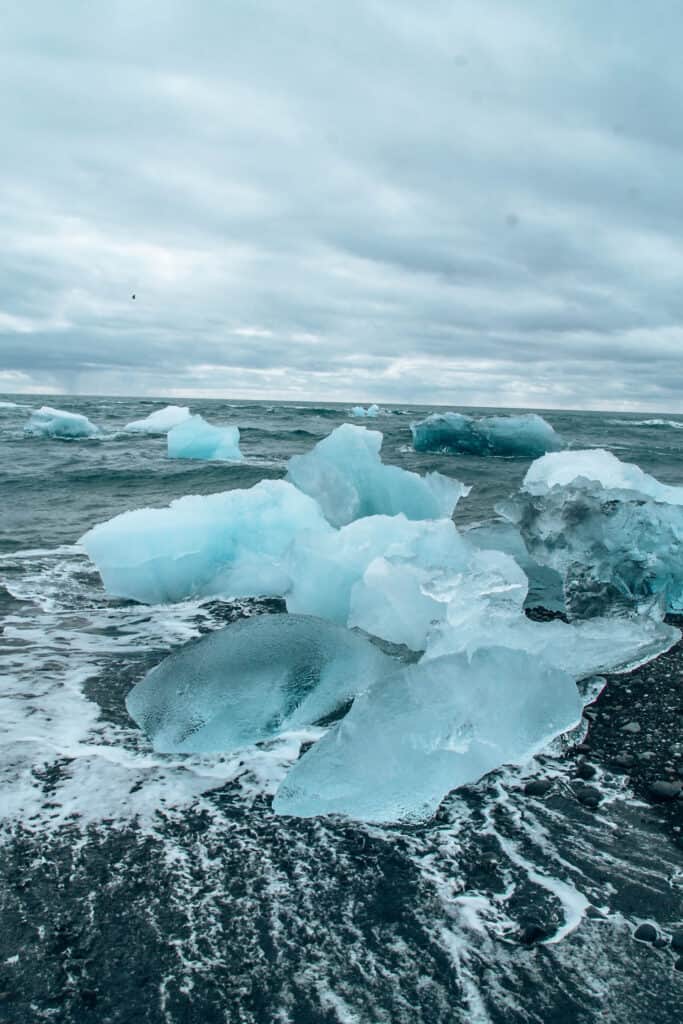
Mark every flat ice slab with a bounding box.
[127,613,393,753]
[124,405,191,434]
[167,414,243,461]
[24,406,100,439]
[274,647,582,823]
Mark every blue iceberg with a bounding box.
[350,404,380,418]
[411,411,562,457]
[24,405,100,439]
[287,423,468,527]
[167,414,243,462]
[124,405,191,434]
[127,613,393,753]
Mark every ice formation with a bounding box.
[167,414,243,462]
[127,613,393,753]
[80,479,331,604]
[350,404,380,418]
[287,423,468,527]
[411,411,562,457]
[24,405,100,439]
[124,405,192,434]
[502,450,683,615]
[464,520,565,611]
[273,648,582,823]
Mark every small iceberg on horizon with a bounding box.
[350,404,380,418]
[124,405,191,434]
[411,411,562,457]
[167,414,243,462]
[24,405,100,439]
[287,422,468,527]
[126,613,393,753]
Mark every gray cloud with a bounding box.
[1,1,683,410]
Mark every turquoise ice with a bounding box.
[411,411,562,457]
[24,405,100,439]
[167,414,243,462]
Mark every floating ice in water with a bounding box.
[167,414,243,462]
[80,479,331,604]
[273,647,582,823]
[24,405,100,439]
[501,450,683,615]
[523,448,683,504]
[287,423,468,527]
[411,411,562,457]
[127,613,393,753]
[124,405,191,434]
[350,404,380,418]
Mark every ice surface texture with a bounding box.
[350,404,380,417]
[273,648,582,823]
[287,423,468,527]
[80,479,331,604]
[124,405,191,434]
[167,414,243,462]
[502,450,683,615]
[127,613,393,753]
[411,411,562,457]
[24,406,100,439]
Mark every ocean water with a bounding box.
[1,395,682,1023]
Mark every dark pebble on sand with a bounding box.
[653,937,669,949]
[612,753,635,768]
[576,786,601,808]
[675,957,683,972]
[649,780,682,802]
[523,779,553,797]
[671,929,683,951]
[575,762,597,780]
[518,922,548,945]
[634,923,658,943]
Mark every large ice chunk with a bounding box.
[80,479,332,604]
[464,520,565,612]
[285,514,525,651]
[124,405,191,434]
[273,647,582,823]
[350,404,380,417]
[501,450,683,615]
[523,448,683,504]
[411,411,562,457]
[287,423,468,527]
[24,406,100,439]
[167,414,243,462]
[127,613,394,753]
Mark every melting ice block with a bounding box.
[80,479,331,604]
[501,450,683,615]
[287,423,468,527]
[411,412,562,457]
[167,414,243,462]
[24,406,100,439]
[124,405,191,434]
[127,613,393,753]
[273,647,582,823]
[350,404,380,418]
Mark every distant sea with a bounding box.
[1,394,682,1023]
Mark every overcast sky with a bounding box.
[2,1,683,410]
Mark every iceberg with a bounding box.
[287,423,468,527]
[127,613,394,753]
[350,404,380,418]
[273,647,582,823]
[124,405,191,434]
[411,411,562,457]
[167,414,243,462]
[80,479,332,604]
[24,405,100,439]
[501,450,683,616]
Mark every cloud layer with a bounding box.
[2,1,683,410]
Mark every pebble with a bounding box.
[675,957,683,972]
[576,786,601,808]
[634,923,658,943]
[519,922,548,945]
[575,762,597,781]
[613,753,635,768]
[523,779,553,798]
[649,780,682,801]
[574,743,591,754]
[622,721,641,734]
[671,929,683,951]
